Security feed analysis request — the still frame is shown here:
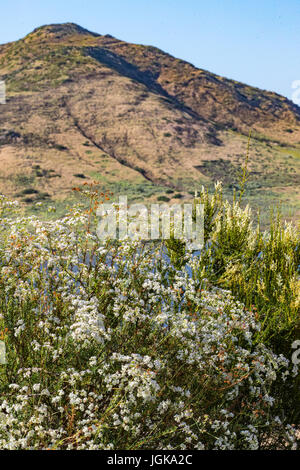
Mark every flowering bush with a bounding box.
[0,194,298,449]
[167,183,299,355]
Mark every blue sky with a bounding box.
[0,0,299,101]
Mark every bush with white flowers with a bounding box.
[0,195,298,449]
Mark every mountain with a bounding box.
[0,23,299,219]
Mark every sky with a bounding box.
[0,0,299,102]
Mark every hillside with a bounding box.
[0,23,299,220]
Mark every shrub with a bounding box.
[74,173,86,179]
[166,182,300,423]
[0,193,298,450]
[157,195,170,202]
[21,188,39,195]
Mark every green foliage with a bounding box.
[15,174,35,186]
[73,173,86,179]
[165,181,300,422]
[20,188,39,195]
[157,195,170,202]
[194,183,299,345]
